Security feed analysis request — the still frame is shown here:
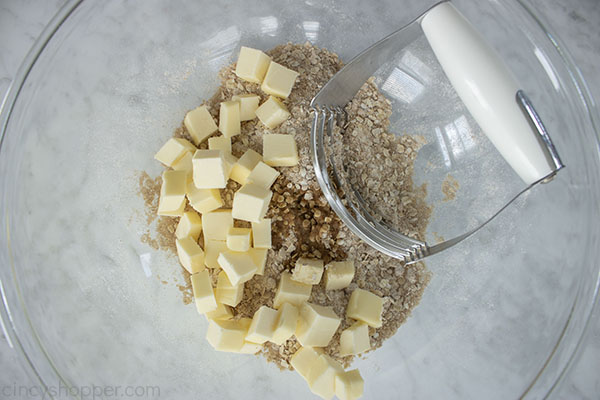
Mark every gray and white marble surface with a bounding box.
[0,0,599,399]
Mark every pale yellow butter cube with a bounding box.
[251,218,272,249]
[204,240,228,269]
[176,237,205,274]
[238,341,262,354]
[157,200,186,217]
[157,170,187,216]
[335,369,364,400]
[226,227,252,252]
[339,321,370,356]
[208,136,232,153]
[230,149,263,185]
[263,134,299,167]
[205,302,233,321]
[192,150,228,189]
[223,152,238,179]
[171,150,193,172]
[217,251,257,286]
[247,162,280,189]
[307,354,344,400]
[187,185,223,214]
[175,210,202,241]
[324,260,355,291]
[347,288,384,328]
[235,47,271,83]
[215,270,244,307]
[261,61,299,99]
[190,270,217,314]
[273,271,312,308]
[255,96,291,129]
[232,94,260,121]
[271,303,299,345]
[205,319,248,353]
[290,346,322,381]
[184,105,218,145]
[154,137,196,167]
[232,183,273,223]
[219,100,241,138]
[246,305,278,344]
[292,257,324,285]
[296,302,341,347]
[202,209,233,241]
[248,248,268,275]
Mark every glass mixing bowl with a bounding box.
[1,0,598,398]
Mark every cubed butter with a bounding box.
[190,270,217,314]
[219,100,241,138]
[192,150,228,189]
[248,248,268,275]
[204,240,229,269]
[157,170,187,216]
[232,94,260,121]
[307,354,344,400]
[223,152,238,179]
[263,134,299,167]
[292,257,324,285]
[339,321,371,356]
[232,183,273,223]
[205,302,233,321]
[230,149,263,185]
[206,318,248,353]
[208,136,232,153]
[187,185,223,214]
[154,137,196,168]
[246,305,278,344]
[246,162,280,189]
[261,61,299,99]
[175,210,202,241]
[324,260,355,291]
[235,47,271,83]
[226,227,252,252]
[290,346,322,381]
[184,105,218,145]
[335,369,364,400]
[217,251,258,286]
[273,271,312,308]
[271,303,299,345]
[202,209,233,241]
[346,288,384,328]
[296,302,341,347]
[255,96,291,129]
[176,237,205,274]
[251,218,272,249]
[215,270,244,307]
[171,150,193,173]
[157,200,186,217]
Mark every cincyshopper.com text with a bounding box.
[2,382,160,399]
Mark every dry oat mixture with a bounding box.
[139,42,431,369]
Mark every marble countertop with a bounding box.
[1,0,598,398]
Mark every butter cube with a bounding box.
[230,149,263,185]
[205,302,233,321]
[247,162,280,189]
[307,354,344,400]
[206,319,248,353]
[215,270,244,307]
[176,237,205,274]
[232,183,273,223]
[273,271,312,308]
[154,137,196,168]
[202,209,233,241]
[255,96,291,129]
[251,218,272,249]
[263,134,299,166]
[324,260,355,291]
[187,185,223,214]
[232,94,260,121]
[223,152,238,179]
[261,61,299,99]
[246,305,278,344]
[226,227,252,252]
[290,346,322,381]
[175,210,203,241]
[192,150,228,189]
[235,47,271,83]
[184,105,218,145]
[347,288,384,328]
[217,251,258,286]
[335,369,364,400]
[157,200,186,217]
[296,302,341,347]
[171,150,193,173]
[292,257,324,285]
[190,270,217,314]
[219,100,241,138]
[339,322,371,356]
[208,136,232,153]
[157,170,187,216]
[271,303,299,345]
[239,341,262,354]
[248,248,268,275]
[204,240,228,269]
